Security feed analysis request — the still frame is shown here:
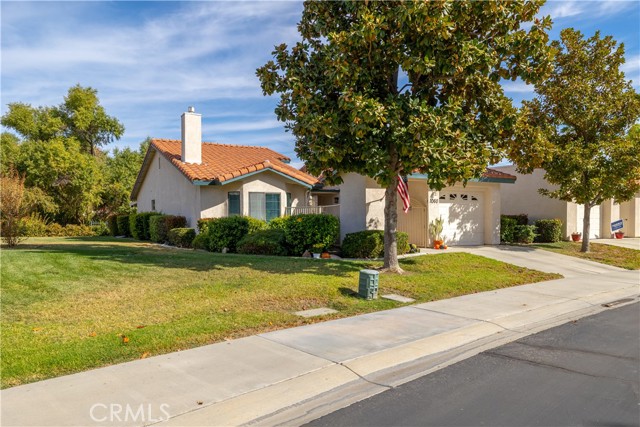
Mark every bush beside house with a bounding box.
[534,219,563,243]
[342,230,410,258]
[167,228,196,248]
[237,229,288,256]
[116,215,130,237]
[283,214,340,255]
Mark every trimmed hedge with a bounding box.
[167,228,195,248]
[237,229,288,256]
[91,222,110,236]
[284,214,340,256]
[341,230,410,259]
[534,219,563,243]
[129,212,155,240]
[502,214,528,226]
[107,215,118,236]
[192,233,209,250]
[203,216,268,253]
[149,215,187,243]
[116,215,131,237]
[513,225,536,244]
[500,216,518,243]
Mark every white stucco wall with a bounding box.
[493,166,568,225]
[339,173,367,239]
[136,150,200,227]
[619,192,640,237]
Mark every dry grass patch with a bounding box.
[533,241,640,270]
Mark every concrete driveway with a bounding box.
[592,238,640,250]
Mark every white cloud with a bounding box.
[621,54,640,88]
[501,81,535,94]
[548,1,584,18]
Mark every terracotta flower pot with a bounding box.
[571,233,581,242]
[614,232,624,239]
[321,252,331,259]
[433,239,444,249]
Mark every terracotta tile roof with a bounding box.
[150,139,319,186]
[483,167,517,181]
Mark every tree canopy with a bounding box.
[1,85,142,224]
[508,29,640,252]
[257,0,552,271]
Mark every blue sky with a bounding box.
[2,1,639,167]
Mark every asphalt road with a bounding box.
[307,302,640,427]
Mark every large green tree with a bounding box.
[98,139,148,218]
[59,84,125,156]
[257,1,552,271]
[508,29,640,252]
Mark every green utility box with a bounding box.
[358,269,379,300]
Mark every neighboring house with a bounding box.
[130,108,320,228]
[336,169,517,246]
[493,165,640,239]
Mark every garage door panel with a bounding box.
[576,205,601,239]
[438,191,484,245]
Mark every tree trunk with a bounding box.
[383,175,402,273]
[580,202,591,253]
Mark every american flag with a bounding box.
[397,175,410,213]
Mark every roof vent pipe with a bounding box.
[181,107,202,164]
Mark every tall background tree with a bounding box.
[257,0,552,271]
[1,85,141,224]
[508,29,640,252]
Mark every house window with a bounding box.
[334,197,340,204]
[151,199,156,211]
[249,192,281,221]
[228,192,241,216]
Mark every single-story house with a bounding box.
[131,108,517,246]
[336,169,517,246]
[130,108,321,228]
[493,165,640,238]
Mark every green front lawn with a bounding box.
[1,237,560,388]
[533,242,640,270]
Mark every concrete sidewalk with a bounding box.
[592,237,640,250]
[2,248,639,427]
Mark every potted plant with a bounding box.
[614,230,625,239]
[429,217,445,249]
[311,243,325,259]
[571,232,581,242]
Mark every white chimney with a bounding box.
[181,106,202,164]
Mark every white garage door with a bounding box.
[576,204,601,239]
[438,191,484,245]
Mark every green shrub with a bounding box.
[341,230,409,258]
[129,212,154,240]
[192,233,209,250]
[167,228,196,248]
[534,219,563,243]
[502,214,528,226]
[22,213,49,237]
[513,225,536,244]
[45,223,65,236]
[91,222,110,236]
[205,216,267,253]
[247,216,268,234]
[62,224,95,237]
[148,215,187,243]
[268,216,288,230]
[500,216,518,243]
[164,215,186,231]
[197,218,216,234]
[149,215,165,243]
[284,214,340,256]
[107,215,118,236]
[117,215,130,237]
[237,229,288,256]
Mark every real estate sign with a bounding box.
[611,219,624,231]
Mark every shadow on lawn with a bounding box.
[5,237,369,277]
